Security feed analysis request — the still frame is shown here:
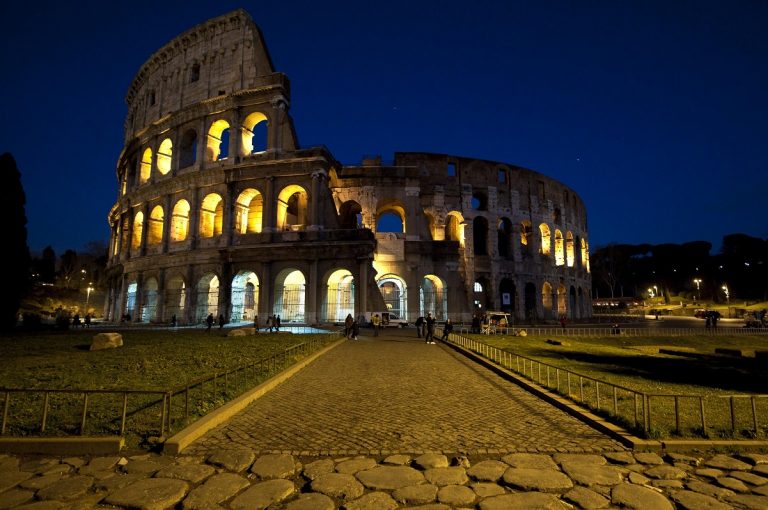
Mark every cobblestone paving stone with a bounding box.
[186,331,622,456]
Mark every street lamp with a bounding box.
[653,285,659,300]
[647,287,654,298]
[693,278,702,301]
[722,284,729,305]
[85,284,94,314]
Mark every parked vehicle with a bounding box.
[362,311,409,328]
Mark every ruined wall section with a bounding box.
[124,9,276,139]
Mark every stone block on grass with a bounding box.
[90,332,123,351]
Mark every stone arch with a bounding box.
[555,229,565,266]
[473,216,489,256]
[141,277,159,322]
[325,268,355,322]
[445,211,464,243]
[499,278,516,314]
[157,138,173,175]
[199,193,224,238]
[569,285,577,319]
[539,223,551,255]
[170,199,190,241]
[131,211,144,251]
[241,111,269,155]
[497,217,513,259]
[147,205,164,245]
[338,200,363,229]
[471,191,487,211]
[125,281,138,320]
[195,272,219,321]
[376,200,406,233]
[206,119,230,161]
[235,188,263,234]
[231,270,259,322]
[420,274,447,321]
[557,283,567,315]
[140,147,152,184]
[521,220,532,247]
[542,281,553,314]
[164,274,186,323]
[274,268,306,322]
[566,231,575,267]
[276,184,308,231]
[179,128,197,168]
[377,274,407,320]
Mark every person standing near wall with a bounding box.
[425,313,436,344]
[205,313,214,332]
[372,313,381,337]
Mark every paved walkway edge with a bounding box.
[164,337,346,455]
[0,436,124,455]
[441,339,660,452]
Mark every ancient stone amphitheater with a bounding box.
[104,9,591,326]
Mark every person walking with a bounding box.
[425,313,436,343]
[351,318,360,340]
[471,314,481,334]
[415,315,425,338]
[344,313,353,339]
[205,313,214,332]
[266,315,274,332]
[372,313,381,337]
[441,318,453,340]
[275,315,281,332]
[218,314,225,329]
[254,315,259,332]
[170,314,177,328]
[84,313,92,328]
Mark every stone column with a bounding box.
[404,186,421,240]
[307,171,324,231]
[222,182,235,247]
[188,187,200,249]
[133,272,145,322]
[260,262,272,317]
[219,262,232,322]
[162,194,172,253]
[357,258,369,318]
[139,203,150,257]
[156,269,167,322]
[307,259,318,324]
[196,119,206,169]
[229,109,241,163]
[263,176,276,232]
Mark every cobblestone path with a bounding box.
[186,330,624,456]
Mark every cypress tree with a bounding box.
[0,153,31,331]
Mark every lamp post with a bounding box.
[85,284,94,314]
[722,284,729,305]
[693,278,702,302]
[647,287,654,298]
[653,285,659,301]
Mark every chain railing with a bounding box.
[457,326,768,337]
[0,333,339,441]
[442,331,768,438]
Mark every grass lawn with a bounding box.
[0,328,338,446]
[467,332,768,438]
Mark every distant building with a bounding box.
[104,9,591,325]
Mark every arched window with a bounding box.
[235,189,263,234]
[170,200,190,242]
[376,212,404,233]
[521,220,532,247]
[377,275,407,320]
[164,276,186,323]
[195,273,219,321]
[276,185,308,231]
[473,216,488,256]
[420,275,447,320]
[539,223,551,255]
[339,201,363,229]
[471,192,487,211]
[231,271,259,322]
[199,194,223,238]
[498,218,513,259]
[274,269,306,322]
[542,282,553,311]
[190,63,200,83]
[557,284,567,315]
[206,119,230,161]
[179,129,197,168]
[445,213,463,243]
[157,138,172,175]
[554,229,565,266]
[131,211,144,251]
[566,231,575,267]
[140,148,152,184]
[326,269,354,322]
[147,205,164,245]
[141,277,159,322]
[241,111,269,155]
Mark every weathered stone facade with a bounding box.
[105,9,591,325]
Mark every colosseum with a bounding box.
[104,9,592,326]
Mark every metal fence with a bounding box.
[442,331,768,438]
[457,325,768,337]
[0,333,338,441]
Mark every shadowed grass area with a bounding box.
[467,333,768,438]
[0,329,338,445]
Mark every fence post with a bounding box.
[160,394,167,437]
[647,396,652,433]
[2,391,10,435]
[730,396,737,433]
[751,396,758,434]
[120,393,128,436]
[699,396,707,435]
[595,382,600,411]
[674,396,680,434]
[613,386,618,416]
[185,380,190,421]
[80,393,89,436]
[41,392,49,433]
[579,376,584,402]
[634,393,639,428]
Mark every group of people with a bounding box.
[205,313,226,332]
[343,314,360,340]
[414,313,452,343]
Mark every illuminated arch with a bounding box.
[131,211,144,251]
[195,273,219,321]
[539,223,551,255]
[139,148,152,184]
[274,269,306,322]
[199,194,224,238]
[164,275,186,322]
[157,138,172,175]
[445,211,465,245]
[554,229,565,266]
[521,220,532,247]
[235,189,263,234]
[206,119,230,161]
[542,281,553,311]
[557,283,567,315]
[377,274,407,320]
[276,185,308,231]
[231,271,259,322]
[566,231,575,267]
[420,275,447,320]
[125,281,137,319]
[376,200,406,233]
[241,111,268,155]
[325,269,354,322]
[147,205,164,245]
[170,200,190,242]
[141,277,159,322]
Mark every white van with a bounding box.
[363,311,409,328]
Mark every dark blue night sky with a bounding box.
[2,0,766,255]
